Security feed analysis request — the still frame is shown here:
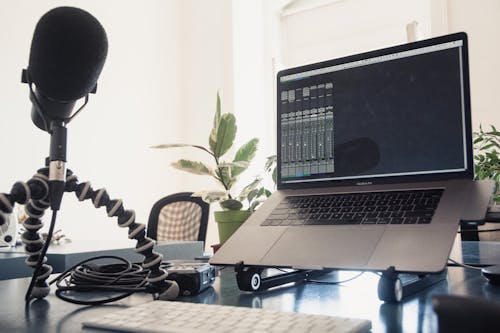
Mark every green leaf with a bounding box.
[215,92,221,127]
[238,177,262,201]
[473,137,484,144]
[210,113,237,158]
[247,188,260,203]
[151,143,213,156]
[249,200,263,212]
[232,138,259,178]
[234,139,259,163]
[215,161,253,191]
[249,188,273,212]
[494,173,500,183]
[218,161,250,168]
[482,143,497,151]
[486,151,498,160]
[171,159,213,176]
[487,125,500,136]
[220,199,243,210]
[152,143,191,149]
[257,187,265,196]
[193,190,228,203]
[265,155,277,171]
[218,164,233,190]
[209,92,223,153]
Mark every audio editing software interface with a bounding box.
[280,83,334,179]
[278,39,468,184]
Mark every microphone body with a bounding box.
[30,89,76,131]
[23,6,108,210]
[28,6,108,103]
[26,6,108,131]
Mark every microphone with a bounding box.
[22,7,108,210]
[24,6,108,130]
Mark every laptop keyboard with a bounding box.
[261,189,443,226]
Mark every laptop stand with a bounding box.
[234,262,447,303]
[234,261,328,292]
[378,266,447,303]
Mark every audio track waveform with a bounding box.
[280,82,334,178]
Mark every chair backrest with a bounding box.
[147,192,209,243]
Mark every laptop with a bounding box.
[210,32,475,273]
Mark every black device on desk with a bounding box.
[166,262,216,296]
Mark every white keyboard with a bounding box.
[83,300,371,333]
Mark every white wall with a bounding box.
[447,0,500,130]
[232,0,279,196]
[176,0,234,247]
[0,0,184,241]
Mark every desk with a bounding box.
[0,240,204,280]
[1,241,500,333]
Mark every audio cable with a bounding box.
[48,255,173,305]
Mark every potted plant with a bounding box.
[474,124,500,202]
[152,92,275,245]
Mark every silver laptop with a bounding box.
[210,32,475,273]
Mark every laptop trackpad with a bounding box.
[260,226,384,270]
[210,225,288,266]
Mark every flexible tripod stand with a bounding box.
[0,163,177,302]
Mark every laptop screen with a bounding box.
[277,32,473,189]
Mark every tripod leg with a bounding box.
[3,168,177,301]
[65,171,176,299]
[23,169,54,299]
[0,168,53,300]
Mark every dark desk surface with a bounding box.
[0,240,204,280]
[2,241,500,333]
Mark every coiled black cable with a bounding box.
[49,255,172,305]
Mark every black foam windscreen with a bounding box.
[28,7,108,101]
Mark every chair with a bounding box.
[147,192,209,243]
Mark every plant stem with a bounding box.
[214,155,232,198]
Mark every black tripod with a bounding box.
[0,164,177,302]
